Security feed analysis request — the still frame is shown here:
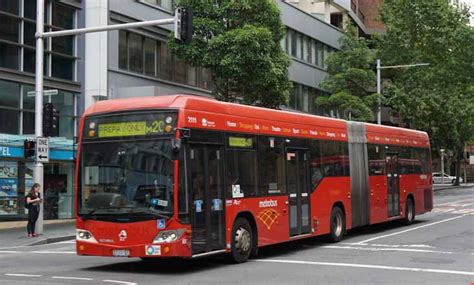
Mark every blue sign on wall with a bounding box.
[0,146,23,158]
[0,145,75,161]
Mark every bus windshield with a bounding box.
[78,139,174,220]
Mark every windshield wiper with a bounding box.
[129,208,169,219]
[81,206,132,220]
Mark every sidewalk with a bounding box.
[0,220,75,248]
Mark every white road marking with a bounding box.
[255,259,474,277]
[353,215,468,245]
[103,280,138,285]
[342,243,434,248]
[52,276,93,281]
[435,198,474,206]
[368,244,434,248]
[5,273,42,277]
[0,250,75,254]
[58,240,76,244]
[33,250,75,254]
[322,245,454,254]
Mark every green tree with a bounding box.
[379,0,474,183]
[169,0,292,108]
[317,24,377,122]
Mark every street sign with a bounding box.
[36,137,49,163]
[27,89,59,97]
[470,156,474,165]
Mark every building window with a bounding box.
[0,1,19,15]
[159,42,173,81]
[144,38,156,76]
[129,33,144,73]
[284,28,336,69]
[142,0,175,11]
[118,30,213,90]
[0,14,20,43]
[0,42,19,70]
[0,80,20,134]
[52,2,74,29]
[118,30,128,70]
[289,82,328,115]
[24,0,37,20]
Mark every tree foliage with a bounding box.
[169,0,292,108]
[318,24,377,122]
[379,0,474,180]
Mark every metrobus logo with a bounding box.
[259,199,278,208]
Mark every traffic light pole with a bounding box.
[34,2,186,234]
[34,0,45,234]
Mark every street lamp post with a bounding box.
[440,149,445,185]
[376,59,430,125]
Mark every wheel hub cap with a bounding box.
[235,227,251,253]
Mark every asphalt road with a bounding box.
[0,187,472,285]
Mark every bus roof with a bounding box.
[83,95,429,147]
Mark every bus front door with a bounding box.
[286,149,311,236]
[189,145,226,255]
[386,153,400,217]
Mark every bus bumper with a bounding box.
[76,240,192,258]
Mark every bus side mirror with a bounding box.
[172,139,182,160]
[176,128,191,139]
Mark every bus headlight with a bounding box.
[152,229,185,244]
[76,229,98,243]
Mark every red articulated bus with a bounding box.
[75,95,433,263]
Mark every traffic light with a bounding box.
[174,7,193,43]
[43,103,59,137]
[24,139,36,159]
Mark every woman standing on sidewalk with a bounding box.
[26,183,42,237]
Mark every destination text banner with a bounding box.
[84,111,177,140]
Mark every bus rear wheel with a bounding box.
[329,206,345,243]
[403,198,415,225]
[230,217,253,263]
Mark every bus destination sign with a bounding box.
[99,121,164,138]
[84,112,177,140]
[228,137,254,148]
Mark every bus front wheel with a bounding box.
[329,206,345,243]
[231,217,253,263]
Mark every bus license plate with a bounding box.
[112,249,130,257]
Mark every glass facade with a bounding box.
[0,79,77,138]
[0,0,78,81]
[289,82,328,115]
[0,159,74,220]
[118,30,213,90]
[283,28,336,69]
[282,28,339,115]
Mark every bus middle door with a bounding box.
[189,145,226,255]
[286,148,311,236]
[386,153,400,217]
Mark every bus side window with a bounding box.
[368,144,384,175]
[309,140,323,191]
[321,140,345,177]
[421,148,431,174]
[258,137,285,195]
[225,149,257,198]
